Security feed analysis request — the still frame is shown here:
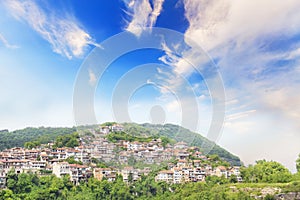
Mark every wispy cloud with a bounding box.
[0,33,19,49]
[123,0,165,36]
[225,110,256,122]
[3,0,99,59]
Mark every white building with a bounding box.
[155,170,174,183]
[52,162,70,178]
[215,166,228,178]
[69,164,90,185]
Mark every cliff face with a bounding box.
[275,192,300,200]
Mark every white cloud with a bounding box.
[181,0,300,120]
[183,0,300,52]
[286,47,300,60]
[258,87,300,125]
[149,0,165,27]
[177,0,300,171]
[166,99,180,113]
[123,0,165,36]
[88,69,97,86]
[3,0,99,59]
[0,33,19,49]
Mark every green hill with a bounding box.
[0,123,242,166]
[0,127,76,150]
[122,123,242,166]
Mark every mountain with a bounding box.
[122,123,242,166]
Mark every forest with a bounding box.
[0,127,76,151]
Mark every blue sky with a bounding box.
[1,0,300,172]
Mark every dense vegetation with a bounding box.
[53,132,80,148]
[106,131,173,147]
[123,123,242,166]
[240,160,293,183]
[106,131,155,143]
[1,164,300,200]
[297,154,300,173]
[0,127,76,150]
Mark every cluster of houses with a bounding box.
[0,146,90,187]
[88,125,201,165]
[0,124,242,187]
[0,145,152,187]
[155,160,242,184]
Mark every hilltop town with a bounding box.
[0,123,242,188]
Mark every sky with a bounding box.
[0,0,300,172]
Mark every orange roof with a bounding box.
[159,170,173,174]
[58,162,69,165]
[94,168,111,171]
[217,166,227,171]
[69,164,88,168]
[178,159,187,163]
[123,166,134,170]
[172,167,182,171]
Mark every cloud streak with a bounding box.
[123,0,165,36]
[3,0,99,59]
[0,33,19,49]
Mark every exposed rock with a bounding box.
[261,187,281,196]
[275,192,300,200]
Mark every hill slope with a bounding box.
[0,127,76,150]
[122,123,242,166]
[0,123,242,166]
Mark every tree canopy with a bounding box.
[296,154,300,173]
[0,127,76,150]
[240,160,292,183]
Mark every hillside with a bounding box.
[0,127,76,150]
[122,123,242,166]
[0,123,241,166]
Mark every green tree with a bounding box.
[65,156,83,165]
[0,127,76,151]
[205,175,229,186]
[241,160,292,183]
[54,132,79,148]
[160,136,172,147]
[265,194,275,200]
[0,189,14,200]
[15,173,32,193]
[296,154,300,173]
[229,174,238,183]
[24,141,40,149]
[101,122,117,127]
[128,172,133,183]
[6,169,18,193]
